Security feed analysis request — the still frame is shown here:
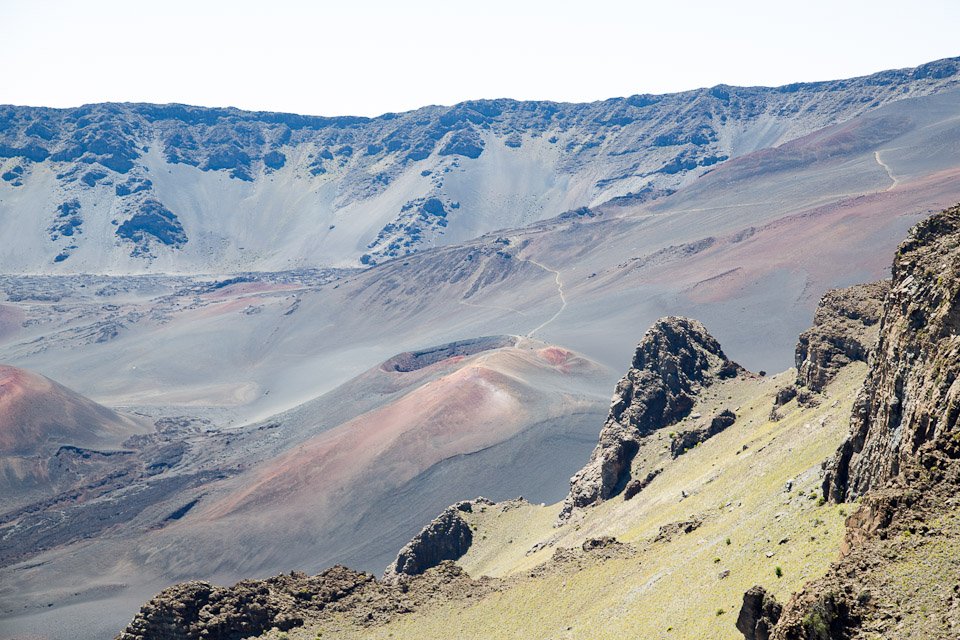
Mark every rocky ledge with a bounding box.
[558,316,743,521]
[118,560,492,640]
[737,204,960,639]
[823,204,960,502]
[795,280,889,393]
[117,565,375,640]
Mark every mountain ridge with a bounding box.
[5,57,960,640]
[2,57,958,273]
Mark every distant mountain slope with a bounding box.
[0,337,611,640]
[0,364,147,511]
[0,57,958,272]
[0,364,141,456]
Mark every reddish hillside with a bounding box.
[0,364,143,456]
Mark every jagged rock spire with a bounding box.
[558,316,742,522]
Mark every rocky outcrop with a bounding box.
[116,566,374,640]
[383,505,473,581]
[763,205,960,639]
[654,517,703,543]
[795,281,889,393]
[118,561,493,639]
[772,385,798,407]
[736,586,783,640]
[823,205,960,502]
[670,409,737,457]
[623,468,661,500]
[772,591,857,640]
[529,536,637,578]
[559,317,742,521]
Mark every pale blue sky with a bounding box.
[2,0,958,116]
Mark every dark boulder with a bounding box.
[383,506,473,581]
[736,585,782,640]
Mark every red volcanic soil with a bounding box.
[208,363,526,517]
[537,346,572,366]
[0,365,142,455]
[535,345,593,375]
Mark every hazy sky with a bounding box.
[2,0,958,117]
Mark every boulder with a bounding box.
[736,585,782,640]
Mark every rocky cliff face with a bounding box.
[794,281,890,393]
[750,204,960,639]
[823,204,960,502]
[736,586,783,640]
[558,317,742,521]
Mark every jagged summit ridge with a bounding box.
[1,56,959,272]
[559,316,743,521]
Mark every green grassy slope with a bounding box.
[274,364,864,640]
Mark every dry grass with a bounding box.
[283,365,865,640]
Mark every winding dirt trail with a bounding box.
[875,150,899,191]
[524,258,567,338]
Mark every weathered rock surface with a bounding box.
[795,281,890,393]
[823,205,960,502]
[622,468,661,501]
[383,505,473,581]
[117,565,374,640]
[736,586,783,640]
[118,561,491,640]
[559,317,742,521]
[670,408,737,457]
[764,205,960,639]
